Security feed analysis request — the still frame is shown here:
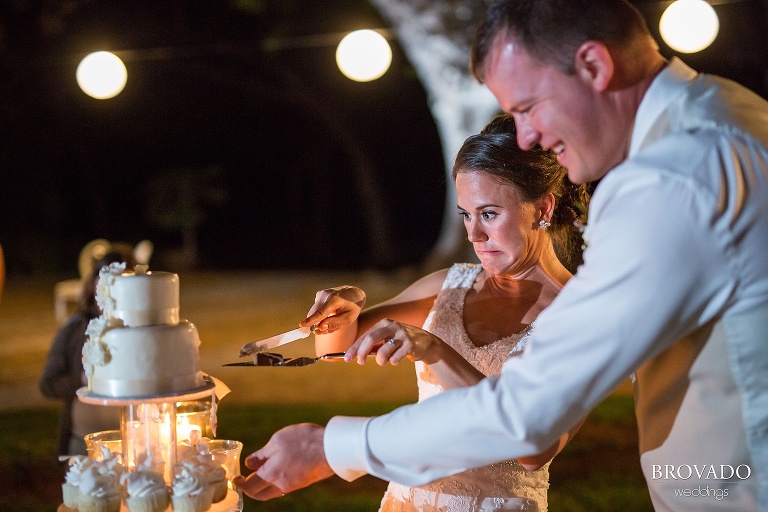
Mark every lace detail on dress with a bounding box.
[416,263,533,402]
[380,263,548,512]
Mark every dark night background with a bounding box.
[0,0,447,275]
[1,0,767,276]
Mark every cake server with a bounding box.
[224,352,375,367]
[238,325,315,357]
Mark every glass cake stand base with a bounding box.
[76,376,217,405]
[58,487,243,512]
[66,377,242,511]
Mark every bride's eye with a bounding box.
[481,210,497,220]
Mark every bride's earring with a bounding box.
[539,219,551,230]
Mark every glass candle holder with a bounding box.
[84,430,122,463]
[118,397,215,485]
[175,398,213,443]
[121,403,174,482]
[209,439,243,484]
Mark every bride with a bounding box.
[303,114,589,511]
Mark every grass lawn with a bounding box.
[0,395,652,511]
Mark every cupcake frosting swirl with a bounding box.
[172,462,207,497]
[121,468,167,498]
[191,439,227,483]
[78,465,121,499]
[63,455,95,486]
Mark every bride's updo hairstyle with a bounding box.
[452,113,590,273]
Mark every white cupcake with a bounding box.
[121,465,169,512]
[76,465,122,512]
[208,474,228,504]
[61,455,94,508]
[193,439,228,503]
[61,483,80,510]
[171,462,214,512]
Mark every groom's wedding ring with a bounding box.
[386,338,397,345]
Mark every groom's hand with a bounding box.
[233,423,334,500]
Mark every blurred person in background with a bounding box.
[39,248,134,456]
[0,242,5,302]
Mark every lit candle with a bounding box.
[176,416,201,446]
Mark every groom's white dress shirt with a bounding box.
[324,58,768,511]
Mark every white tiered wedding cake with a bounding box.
[83,263,205,398]
[61,264,241,512]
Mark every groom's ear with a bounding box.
[573,41,614,92]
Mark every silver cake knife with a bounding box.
[239,325,315,357]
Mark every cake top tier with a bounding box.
[96,263,180,327]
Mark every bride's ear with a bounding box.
[536,193,556,226]
[573,41,614,92]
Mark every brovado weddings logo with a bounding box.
[651,464,752,481]
[650,464,752,502]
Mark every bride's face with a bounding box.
[456,171,543,276]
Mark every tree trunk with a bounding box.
[371,0,501,271]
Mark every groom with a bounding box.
[234,1,768,510]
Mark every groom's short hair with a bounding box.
[470,0,653,79]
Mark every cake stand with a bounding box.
[76,377,217,406]
[68,376,243,512]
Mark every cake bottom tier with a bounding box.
[90,321,204,397]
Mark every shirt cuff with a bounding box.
[324,415,371,482]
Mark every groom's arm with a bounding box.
[320,171,727,486]
[233,423,334,500]
[236,172,728,496]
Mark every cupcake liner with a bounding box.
[125,487,170,512]
[62,482,80,508]
[76,493,121,512]
[209,479,228,503]
[171,485,214,512]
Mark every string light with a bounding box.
[660,0,720,53]
[335,30,392,82]
[76,51,128,99]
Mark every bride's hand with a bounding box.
[300,286,366,335]
[346,319,442,366]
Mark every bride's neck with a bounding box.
[481,271,541,297]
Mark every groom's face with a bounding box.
[482,35,615,185]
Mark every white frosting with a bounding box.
[77,459,122,499]
[190,439,227,484]
[63,455,95,486]
[122,468,167,498]
[172,462,208,497]
[95,262,126,319]
[83,266,204,397]
[97,266,180,327]
[90,321,204,397]
[78,471,117,499]
[97,447,125,477]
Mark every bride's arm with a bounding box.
[417,338,486,388]
[306,269,447,356]
[347,321,486,386]
[348,320,583,471]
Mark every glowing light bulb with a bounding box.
[76,51,128,99]
[660,0,719,53]
[336,30,392,82]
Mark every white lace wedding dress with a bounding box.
[379,263,549,512]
